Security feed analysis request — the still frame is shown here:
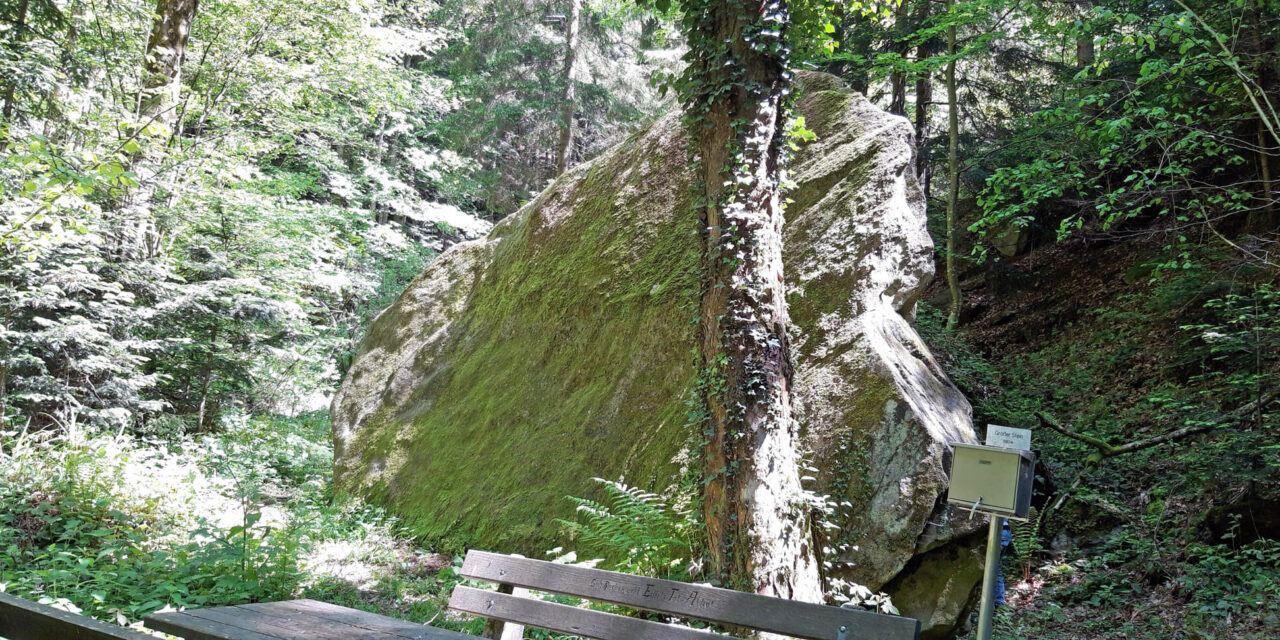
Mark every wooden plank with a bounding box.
[178,604,401,640]
[145,610,282,640]
[0,592,157,640]
[146,601,475,640]
[480,583,513,640]
[448,586,731,640]
[242,599,471,640]
[497,588,527,640]
[459,551,921,640]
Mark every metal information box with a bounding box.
[947,442,1034,521]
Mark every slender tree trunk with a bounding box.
[0,273,10,429]
[888,0,912,115]
[1249,2,1278,231]
[1259,120,1275,225]
[139,0,200,127]
[1076,2,1097,119]
[1075,31,1094,67]
[684,0,822,602]
[945,0,961,329]
[555,0,581,175]
[116,0,199,260]
[914,0,934,202]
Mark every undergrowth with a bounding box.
[918,247,1280,639]
[0,411,483,635]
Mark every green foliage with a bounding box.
[559,478,699,580]
[972,0,1280,254]
[1010,506,1043,581]
[0,411,484,630]
[0,0,493,432]
[920,249,1279,633]
[0,416,309,621]
[1179,536,1280,626]
[421,0,672,212]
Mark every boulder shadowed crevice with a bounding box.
[332,71,981,636]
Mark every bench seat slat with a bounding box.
[145,610,282,640]
[448,586,732,640]
[0,592,158,640]
[238,599,465,639]
[459,550,919,640]
[176,604,403,640]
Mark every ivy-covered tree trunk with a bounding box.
[681,0,822,602]
[139,0,199,125]
[555,0,581,175]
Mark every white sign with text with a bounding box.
[986,424,1032,451]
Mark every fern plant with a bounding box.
[1010,506,1044,582]
[558,478,700,581]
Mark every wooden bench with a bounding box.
[1,555,918,640]
[448,550,921,640]
[0,591,158,640]
[1,591,471,640]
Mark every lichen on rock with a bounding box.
[332,71,980,636]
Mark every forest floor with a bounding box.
[927,229,1280,640]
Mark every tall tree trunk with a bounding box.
[139,0,200,127]
[117,0,199,260]
[914,0,934,202]
[683,0,822,602]
[1075,31,1094,67]
[555,0,581,176]
[0,274,10,429]
[1249,1,1278,231]
[888,0,912,115]
[1259,119,1275,228]
[1075,2,1096,119]
[945,0,961,329]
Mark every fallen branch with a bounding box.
[1036,389,1279,458]
[1037,390,1277,526]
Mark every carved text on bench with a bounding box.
[589,578,715,610]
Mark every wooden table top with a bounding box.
[144,599,473,640]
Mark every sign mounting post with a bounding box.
[947,425,1036,640]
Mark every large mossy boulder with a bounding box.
[332,72,980,635]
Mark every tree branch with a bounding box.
[1035,411,1118,456]
[1036,389,1279,458]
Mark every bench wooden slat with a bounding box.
[178,604,405,640]
[238,599,462,640]
[145,609,283,640]
[145,600,475,640]
[0,592,157,640]
[459,550,920,640]
[448,586,732,640]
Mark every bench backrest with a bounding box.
[0,592,157,640]
[447,550,921,640]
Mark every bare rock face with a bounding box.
[332,72,980,636]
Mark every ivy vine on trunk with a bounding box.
[671,0,822,601]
